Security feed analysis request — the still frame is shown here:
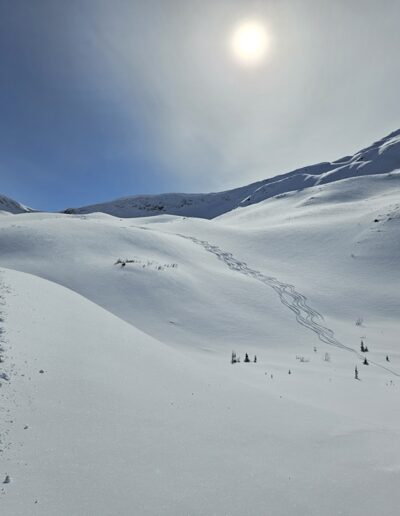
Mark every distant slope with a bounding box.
[239,129,400,208]
[0,194,32,214]
[63,129,400,219]
[63,180,268,219]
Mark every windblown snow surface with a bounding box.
[1,138,400,515]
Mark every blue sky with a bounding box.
[1,0,400,211]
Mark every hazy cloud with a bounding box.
[79,0,400,190]
[1,0,400,208]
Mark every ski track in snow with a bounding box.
[176,233,400,378]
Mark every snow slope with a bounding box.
[63,129,400,218]
[1,135,400,514]
[0,171,400,514]
[63,181,268,219]
[0,194,32,215]
[1,265,399,516]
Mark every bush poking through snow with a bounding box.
[296,355,310,363]
[114,258,178,271]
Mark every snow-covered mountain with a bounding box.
[0,194,32,214]
[1,130,400,515]
[63,128,400,218]
[63,181,268,219]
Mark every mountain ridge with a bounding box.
[0,194,33,214]
[62,128,400,218]
[2,128,400,217]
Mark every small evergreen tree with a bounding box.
[254,355,257,363]
[360,341,365,353]
[244,353,250,363]
[355,366,359,380]
[386,355,390,362]
[363,357,369,365]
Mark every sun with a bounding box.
[231,20,269,66]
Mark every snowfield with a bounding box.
[1,132,400,515]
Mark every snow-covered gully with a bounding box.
[178,234,400,378]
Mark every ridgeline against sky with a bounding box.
[1,0,400,210]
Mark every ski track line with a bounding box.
[176,234,400,378]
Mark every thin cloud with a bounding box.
[79,0,400,191]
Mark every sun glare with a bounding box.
[231,20,269,66]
